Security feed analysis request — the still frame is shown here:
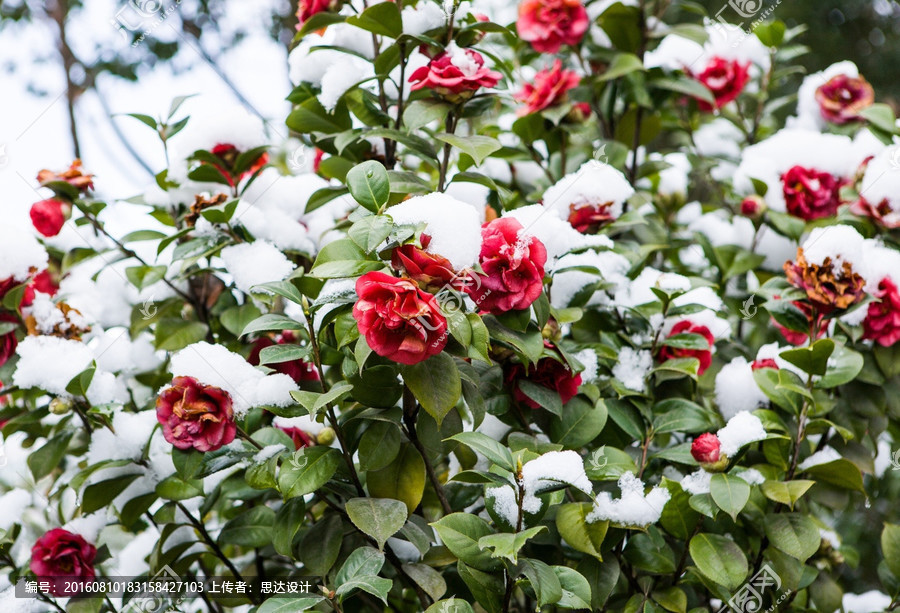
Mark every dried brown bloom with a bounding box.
[784,248,866,314]
[36,159,94,195]
[185,193,229,228]
[25,301,91,341]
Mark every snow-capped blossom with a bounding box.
[391,240,458,292]
[168,341,299,416]
[852,145,900,229]
[515,60,581,116]
[517,0,588,53]
[502,205,613,266]
[784,226,869,314]
[36,159,94,194]
[797,447,842,471]
[733,129,866,215]
[781,165,843,220]
[504,350,582,409]
[156,376,237,452]
[467,217,547,314]
[30,529,97,595]
[24,293,91,339]
[542,161,634,233]
[657,320,715,375]
[295,0,332,28]
[220,241,295,295]
[408,43,501,100]
[353,272,448,365]
[717,411,767,457]
[715,356,770,420]
[387,193,483,272]
[612,347,652,392]
[586,472,671,528]
[792,62,873,129]
[689,56,750,111]
[30,198,70,237]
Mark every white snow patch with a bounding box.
[587,472,670,528]
[717,411,766,456]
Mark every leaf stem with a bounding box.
[402,387,452,515]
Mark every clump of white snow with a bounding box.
[542,161,635,223]
[800,225,869,272]
[612,347,652,392]
[504,204,613,266]
[680,469,712,495]
[220,240,295,294]
[387,193,483,270]
[168,341,299,416]
[0,224,48,281]
[715,356,769,420]
[843,591,892,613]
[717,411,767,456]
[87,410,158,465]
[797,447,842,471]
[587,472,671,527]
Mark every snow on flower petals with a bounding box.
[168,341,298,417]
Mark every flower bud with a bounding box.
[316,427,336,446]
[740,195,766,218]
[49,397,73,415]
[691,433,728,472]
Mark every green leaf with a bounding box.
[345,1,402,38]
[435,133,502,165]
[220,304,262,337]
[689,533,748,590]
[401,353,461,426]
[765,513,821,561]
[82,474,141,514]
[257,597,326,613]
[300,514,343,576]
[650,75,715,105]
[584,445,638,480]
[218,506,275,548]
[860,103,899,134]
[403,100,451,131]
[154,319,209,351]
[754,20,786,46]
[760,480,815,510]
[518,558,563,606]
[367,444,426,514]
[652,399,718,434]
[346,161,390,212]
[155,475,203,500]
[779,338,835,376]
[431,514,501,571]
[273,498,306,556]
[345,498,408,550]
[598,53,645,81]
[241,313,305,337]
[457,561,503,613]
[277,446,341,499]
[358,421,401,471]
[882,523,900,580]
[336,577,393,605]
[349,214,393,252]
[125,265,168,290]
[549,396,607,448]
[28,432,73,480]
[517,379,564,416]
[336,546,385,586]
[286,97,351,134]
[447,432,515,472]
[802,458,865,492]
[556,503,608,561]
[403,563,448,602]
[66,366,96,397]
[478,527,546,564]
[709,474,750,521]
[553,566,592,610]
[426,600,474,613]
[290,382,354,414]
[817,343,864,388]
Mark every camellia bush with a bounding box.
[5,1,900,612]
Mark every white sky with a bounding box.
[1,0,292,223]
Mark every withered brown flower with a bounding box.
[185,193,229,228]
[36,159,94,194]
[784,248,866,314]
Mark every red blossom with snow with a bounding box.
[516,0,589,53]
[408,46,501,100]
[690,57,750,111]
[156,376,237,452]
[781,165,843,221]
[815,73,874,124]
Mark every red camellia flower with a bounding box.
[0,313,18,368]
[409,45,501,100]
[690,57,750,111]
[156,376,237,452]
[691,432,721,464]
[30,528,97,596]
[391,234,458,292]
[30,198,70,237]
[567,203,617,234]
[353,271,448,365]
[248,332,320,384]
[515,60,581,116]
[657,320,715,375]
[278,426,316,450]
[751,358,780,371]
[781,166,842,221]
[505,354,582,410]
[209,143,269,187]
[467,218,547,314]
[863,276,900,347]
[815,74,875,125]
[516,0,589,54]
[295,0,332,28]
